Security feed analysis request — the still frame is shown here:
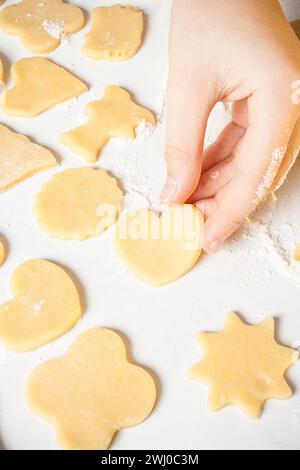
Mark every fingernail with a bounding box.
[160,177,177,204]
[206,239,223,255]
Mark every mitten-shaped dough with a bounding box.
[83,5,143,61]
[27,328,156,450]
[0,0,85,53]
[1,57,87,117]
[0,260,82,352]
[61,86,155,162]
[0,124,57,192]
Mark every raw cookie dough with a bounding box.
[35,167,123,241]
[295,244,300,261]
[27,328,157,450]
[83,5,143,61]
[0,58,4,89]
[188,313,299,419]
[0,0,84,53]
[115,205,203,286]
[0,124,57,192]
[1,57,87,117]
[0,237,6,267]
[0,259,82,352]
[61,86,155,163]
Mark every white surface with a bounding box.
[0,0,300,451]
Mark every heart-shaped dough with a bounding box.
[1,57,87,117]
[115,205,203,286]
[0,259,82,352]
[27,328,157,450]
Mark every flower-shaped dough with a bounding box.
[0,0,85,53]
[27,328,157,450]
[188,313,299,419]
[61,86,155,162]
[0,259,82,352]
[83,5,144,61]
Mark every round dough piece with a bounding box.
[115,205,203,286]
[35,167,123,241]
[0,259,82,352]
[83,5,144,61]
[0,0,85,53]
[27,328,157,450]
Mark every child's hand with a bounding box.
[161,0,300,254]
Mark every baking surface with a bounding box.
[0,0,300,450]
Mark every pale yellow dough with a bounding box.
[0,124,57,192]
[115,205,203,286]
[61,86,155,163]
[1,57,87,117]
[83,5,143,61]
[35,167,123,241]
[0,58,4,89]
[0,238,6,267]
[188,313,299,419]
[0,0,85,53]
[295,244,300,261]
[0,259,82,352]
[27,328,156,450]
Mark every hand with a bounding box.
[161,0,300,254]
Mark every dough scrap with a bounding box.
[0,124,57,192]
[1,57,87,117]
[35,167,123,241]
[61,86,155,163]
[0,237,6,267]
[27,328,157,450]
[0,259,82,352]
[83,5,143,61]
[115,205,203,286]
[188,313,299,419]
[0,0,84,53]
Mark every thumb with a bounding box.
[161,80,216,204]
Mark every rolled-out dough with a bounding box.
[0,259,82,352]
[61,86,155,163]
[83,5,144,61]
[27,328,157,450]
[188,313,299,419]
[0,0,85,53]
[1,57,87,117]
[0,124,57,192]
[35,167,123,241]
[115,205,203,286]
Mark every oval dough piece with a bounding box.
[0,0,85,53]
[61,86,155,163]
[0,124,57,192]
[83,5,144,61]
[27,328,156,450]
[35,167,123,241]
[0,238,6,267]
[188,313,299,419]
[115,205,203,286]
[1,57,87,117]
[0,259,82,352]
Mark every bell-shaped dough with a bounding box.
[27,328,156,450]
[61,86,155,162]
[115,205,203,286]
[0,259,83,352]
[0,0,85,53]
[35,167,123,241]
[1,57,87,117]
[83,5,144,61]
[0,124,57,192]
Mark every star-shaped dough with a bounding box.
[60,86,155,163]
[188,313,299,418]
[27,328,156,450]
[0,0,85,53]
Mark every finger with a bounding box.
[189,154,236,202]
[203,91,300,254]
[195,198,218,220]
